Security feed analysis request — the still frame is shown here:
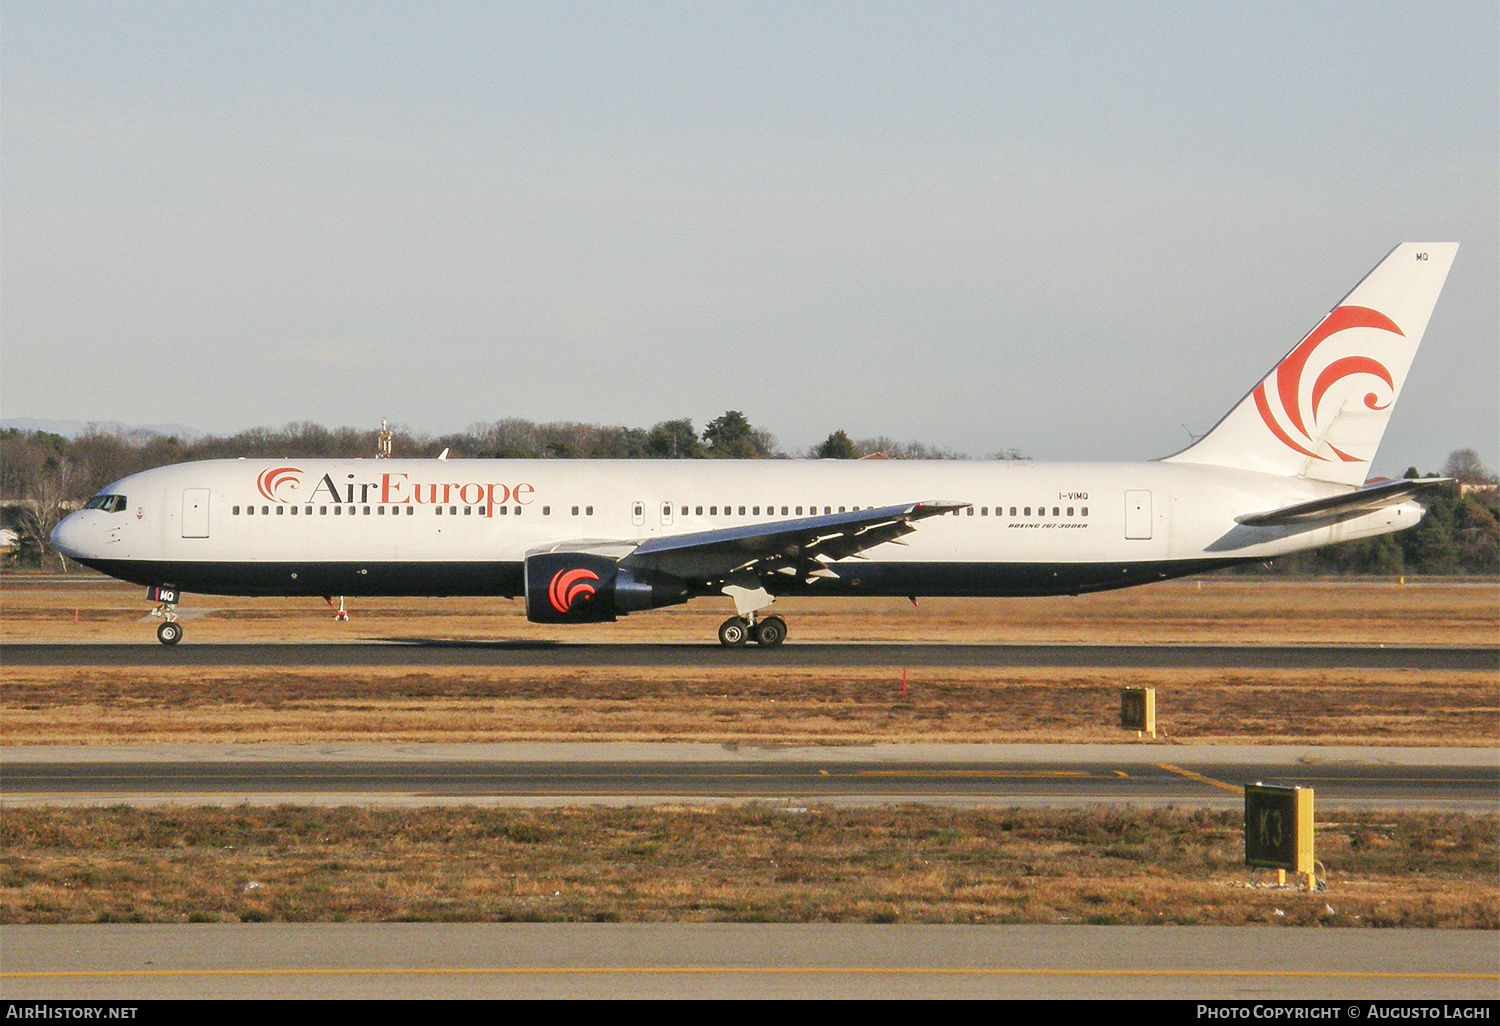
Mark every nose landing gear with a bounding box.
[146,584,182,645]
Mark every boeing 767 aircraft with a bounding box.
[52,243,1458,646]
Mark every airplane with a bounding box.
[51,243,1458,647]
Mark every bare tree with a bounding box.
[15,457,79,571]
[1442,448,1497,484]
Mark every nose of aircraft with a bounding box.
[50,511,93,559]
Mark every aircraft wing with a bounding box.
[1233,478,1449,528]
[613,500,970,582]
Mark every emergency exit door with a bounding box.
[1124,490,1152,540]
[182,489,210,538]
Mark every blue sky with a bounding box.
[3,2,1495,474]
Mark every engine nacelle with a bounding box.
[524,552,691,623]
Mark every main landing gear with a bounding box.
[718,614,787,648]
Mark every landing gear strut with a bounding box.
[717,613,788,648]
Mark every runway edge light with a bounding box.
[1244,782,1320,891]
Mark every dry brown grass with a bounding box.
[2,665,1495,747]
[2,573,1496,646]
[2,805,1494,927]
[4,575,1495,747]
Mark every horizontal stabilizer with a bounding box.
[1234,479,1449,527]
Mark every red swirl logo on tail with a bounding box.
[256,466,303,502]
[548,569,599,614]
[1253,305,1403,463]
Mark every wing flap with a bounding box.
[621,500,968,580]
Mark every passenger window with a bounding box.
[233,506,241,515]
[795,506,803,515]
[543,506,551,516]
[680,506,687,516]
[966,507,974,516]
[514,506,521,516]
[738,506,745,515]
[464,506,472,515]
[695,506,703,516]
[435,507,442,515]
[781,506,788,516]
[378,506,385,515]
[586,506,594,516]
[981,507,987,516]
[1023,507,1030,516]
[320,506,328,515]
[498,506,507,515]
[710,506,717,515]
[1067,507,1074,516]
[1082,506,1089,517]
[334,506,342,515]
[839,506,846,513]
[306,507,313,516]
[290,506,297,516]
[277,506,285,516]
[1052,507,1059,516]
[572,506,579,516]
[752,506,760,515]
[363,506,370,515]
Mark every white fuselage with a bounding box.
[52,456,1424,601]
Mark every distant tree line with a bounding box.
[1,421,1492,575]
[0,414,1009,565]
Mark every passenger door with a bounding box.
[181,489,210,538]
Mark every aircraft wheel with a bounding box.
[156,621,183,646]
[718,617,750,647]
[753,616,787,648]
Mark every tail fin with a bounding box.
[1165,243,1458,486]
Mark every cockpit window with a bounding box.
[83,494,127,513]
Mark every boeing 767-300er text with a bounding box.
[52,243,1458,646]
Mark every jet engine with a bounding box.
[523,552,691,623]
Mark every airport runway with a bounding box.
[3,923,1495,999]
[3,641,1495,669]
[5,743,1494,810]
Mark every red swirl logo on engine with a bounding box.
[548,569,599,614]
[256,467,303,502]
[1253,305,1404,463]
